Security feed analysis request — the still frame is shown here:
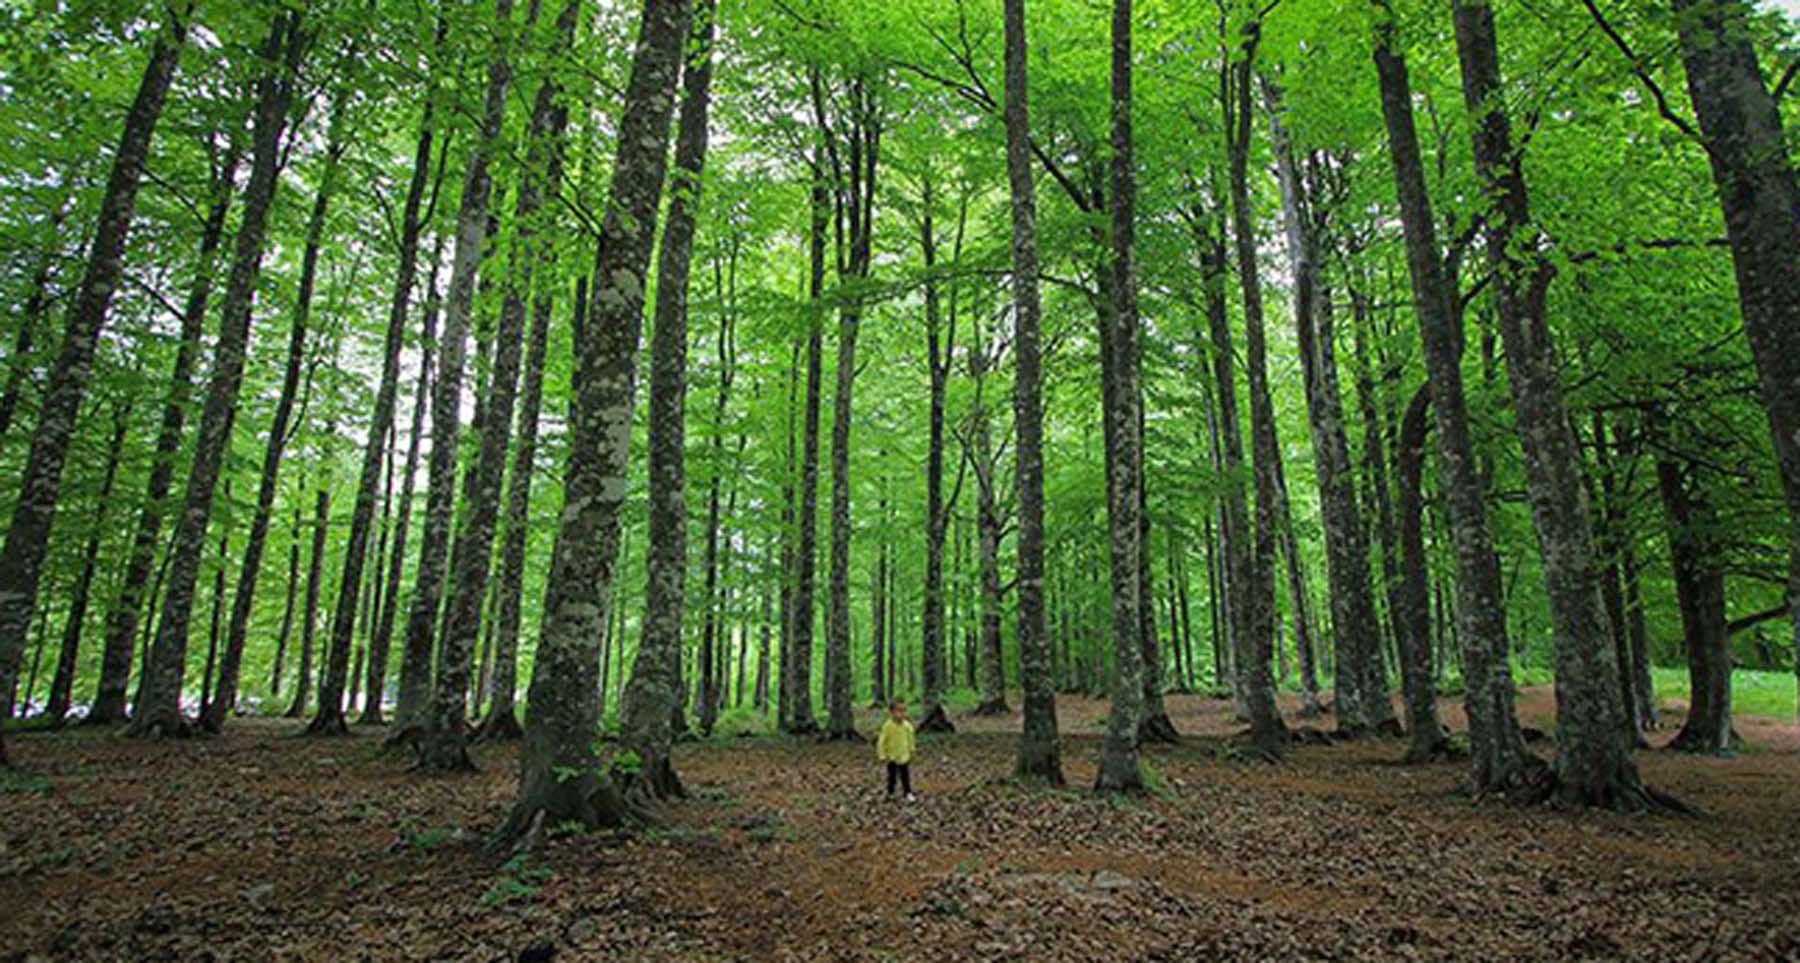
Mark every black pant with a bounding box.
[886,762,912,796]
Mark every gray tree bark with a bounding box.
[1094,0,1145,792]
[1223,23,1289,756]
[1268,98,1389,733]
[395,0,519,753]
[498,0,693,843]
[1453,0,1657,807]
[620,0,714,798]
[1669,0,1800,730]
[1003,0,1061,784]
[207,105,345,733]
[130,11,306,738]
[46,402,132,724]
[0,9,189,753]
[1370,0,1542,794]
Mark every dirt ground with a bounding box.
[4,688,1799,962]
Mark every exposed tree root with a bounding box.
[915,705,955,733]
[1288,726,1335,747]
[381,722,425,753]
[124,709,194,740]
[414,727,477,774]
[303,712,351,738]
[1093,759,1148,794]
[1373,718,1406,738]
[617,752,686,805]
[492,772,637,856]
[1400,732,1463,765]
[355,709,385,727]
[1664,725,1743,757]
[1137,712,1181,745]
[1221,734,1284,764]
[473,710,523,743]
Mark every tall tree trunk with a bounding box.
[917,175,956,733]
[270,503,301,700]
[418,0,576,768]
[966,324,1010,718]
[1192,191,1251,725]
[499,0,692,843]
[393,0,519,752]
[870,492,888,709]
[1655,446,1734,754]
[756,562,772,712]
[285,488,331,719]
[1094,0,1145,791]
[1669,0,1800,725]
[620,0,713,798]
[1393,386,1452,759]
[1137,411,1178,743]
[198,522,228,719]
[1592,410,1651,740]
[0,11,189,752]
[46,402,132,724]
[696,250,738,730]
[368,258,442,729]
[784,99,828,738]
[477,248,567,744]
[1269,100,1389,733]
[1370,0,1542,794]
[1223,24,1288,756]
[129,12,306,738]
[1453,0,1655,807]
[820,74,880,741]
[206,111,345,734]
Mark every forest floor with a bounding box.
[5,688,1800,962]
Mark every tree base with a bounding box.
[1372,717,1406,738]
[818,727,867,743]
[305,711,351,738]
[415,727,476,774]
[1013,737,1065,787]
[1400,730,1462,765]
[382,722,424,753]
[781,718,820,737]
[1093,752,1146,793]
[474,709,523,743]
[1225,727,1285,762]
[1664,724,1742,756]
[618,753,686,804]
[971,699,1011,716]
[493,770,635,855]
[915,705,955,733]
[1288,726,1335,746]
[1137,712,1180,745]
[125,708,193,740]
[355,709,385,727]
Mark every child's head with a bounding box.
[889,699,907,720]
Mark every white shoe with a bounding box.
[905,793,917,802]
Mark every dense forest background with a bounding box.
[2,0,1799,824]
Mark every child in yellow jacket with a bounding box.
[876,699,917,801]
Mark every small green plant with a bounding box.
[746,815,796,845]
[713,706,770,738]
[1139,758,1173,801]
[0,769,52,794]
[482,853,553,909]
[390,818,459,853]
